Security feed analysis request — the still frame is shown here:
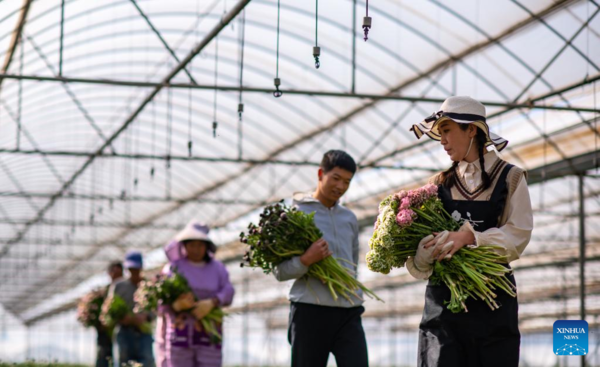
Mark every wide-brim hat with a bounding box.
[164,221,217,262]
[410,96,508,152]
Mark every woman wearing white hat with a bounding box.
[407,96,533,367]
[161,221,234,367]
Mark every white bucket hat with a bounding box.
[169,220,216,255]
[410,96,508,152]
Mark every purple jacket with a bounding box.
[169,258,234,305]
[163,258,234,350]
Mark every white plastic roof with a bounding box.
[0,0,598,321]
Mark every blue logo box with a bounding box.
[553,320,588,356]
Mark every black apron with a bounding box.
[418,163,520,367]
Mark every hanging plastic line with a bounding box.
[595,81,598,172]
[273,0,282,97]
[188,86,193,156]
[189,0,201,154]
[133,116,139,188]
[90,162,96,225]
[124,122,132,225]
[363,0,371,41]
[16,36,23,150]
[212,36,219,138]
[166,88,173,199]
[167,88,173,167]
[540,102,547,210]
[150,99,156,179]
[586,0,590,81]
[238,10,246,159]
[313,0,321,68]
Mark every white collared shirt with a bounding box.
[452,151,533,263]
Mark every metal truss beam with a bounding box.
[0,149,438,172]
[0,191,266,205]
[129,0,197,84]
[0,73,597,113]
[0,0,252,258]
[0,218,183,230]
[3,0,594,316]
[0,0,32,88]
[362,74,600,170]
[0,237,142,248]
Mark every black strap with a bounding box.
[490,163,514,205]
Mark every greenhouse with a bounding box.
[0,0,599,366]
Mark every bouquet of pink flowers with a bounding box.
[367,184,516,313]
[76,288,106,327]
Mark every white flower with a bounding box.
[451,210,462,222]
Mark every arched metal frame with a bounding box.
[0,0,596,340]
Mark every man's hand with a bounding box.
[120,313,147,326]
[300,238,332,266]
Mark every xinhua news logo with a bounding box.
[553,320,588,356]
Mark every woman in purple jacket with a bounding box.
[163,221,235,367]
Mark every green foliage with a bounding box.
[240,201,381,304]
[134,271,193,312]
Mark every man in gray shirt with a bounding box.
[274,150,368,367]
[108,251,155,367]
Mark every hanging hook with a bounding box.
[238,103,244,119]
[363,16,372,41]
[273,77,283,98]
[313,46,321,69]
[188,141,193,157]
[274,0,282,98]
[363,0,371,41]
[213,121,218,137]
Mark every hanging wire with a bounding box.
[123,121,132,225]
[238,10,246,159]
[90,161,96,226]
[166,88,173,198]
[351,0,357,93]
[150,99,156,179]
[133,115,140,189]
[595,81,598,172]
[59,0,65,76]
[313,0,321,68]
[188,0,201,154]
[585,0,590,81]
[188,86,193,156]
[541,102,547,210]
[273,0,282,97]
[16,35,23,150]
[363,0,371,41]
[212,36,219,138]
[474,0,480,97]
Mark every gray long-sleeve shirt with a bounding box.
[273,192,363,308]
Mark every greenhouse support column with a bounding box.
[25,325,30,359]
[578,174,586,367]
[243,276,249,366]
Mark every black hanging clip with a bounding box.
[313,46,321,69]
[273,78,282,98]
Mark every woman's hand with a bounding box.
[172,292,195,312]
[191,299,215,320]
[425,231,475,261]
